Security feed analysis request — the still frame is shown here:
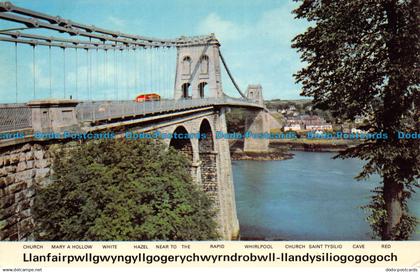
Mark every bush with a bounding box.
[33,139,219,241]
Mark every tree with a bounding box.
[33,139,219,241]
[226,109,246,133]
[292,0,419,240]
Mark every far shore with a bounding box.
[229,138,355,159]
[269,138,354,152]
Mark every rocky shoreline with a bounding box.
[228,139,352,160]
[269,139,352,152]
[230,149,294,161]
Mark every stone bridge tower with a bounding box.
[174,34,224,99]
[246,84,264,105]
[244,85,270,152]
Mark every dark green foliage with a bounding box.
[33,139,219,241]
[226,109,246,133]
[292,0,419,239]
[362,186,417,240]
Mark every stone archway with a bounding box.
[169,125,193,162]
[199,118,214,152]
[198,119,218,198]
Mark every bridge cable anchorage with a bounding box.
[126,49,129,99]
[75,48,79,99]
[99,49,102,100]
[218,49,248,100]
[119,49,123,100]
[48,45,52,97]
[96,49,104,98]
[143,48,146,113]
[149,47,152,93]
[127,49,130,100]
[159,47,163,111]
[163,47,167,100]
[32,44,36,99]
[132,48,135,100]
[113,49,117,100]
[86,48,89,99]
[92,49,95,99]
[121,49,124,99]
[14,42,18,103]
[137,48,141,95]
[133,49,137,98]
[63,47,66,98]
[104,50,107,99]
[95,49,98,99]
[103,49,107,100]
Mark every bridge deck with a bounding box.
[0,97,264,133]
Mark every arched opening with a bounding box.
[198,119,217,197]
[181,83,191,99]
[169,126,193,162]
[198,82,208,98]
[200,55,209,74]
[199,119,214,152]
[182,56,192,75]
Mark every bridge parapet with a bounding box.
[76,98,263,123]
[27,100,79,133]
[0,104,32,132]
[0,98,263,135]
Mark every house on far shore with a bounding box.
[283,114,332,132]
[284,123,303,131]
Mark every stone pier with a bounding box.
[243,85,269,153]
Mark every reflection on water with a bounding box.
[232,151,420,240]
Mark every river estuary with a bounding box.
[232,151,420,240]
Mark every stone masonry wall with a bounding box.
[200,153,218,199]
[0,143,51,241]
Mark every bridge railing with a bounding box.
[76,98,220,122]
[76,97,263,122]
[0,97,262,133]
[0,104,32,133]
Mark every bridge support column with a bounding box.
[191,138,202,185]
[244,85,269,152]
[174,35,224,100]
[215,107,240,240]
[244,110,269,152]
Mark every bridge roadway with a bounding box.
[0,97,264,133]
[77,97,264,123]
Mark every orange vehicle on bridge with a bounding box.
[134,93,161,102]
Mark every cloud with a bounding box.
[107,16,127,28]
[255,5,307,46]
[195,4,308,99]
[197,13,245,43]
[197,3,305,45]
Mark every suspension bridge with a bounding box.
[0,2,270,241]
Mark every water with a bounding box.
[232,151,420,240]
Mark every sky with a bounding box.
[0,0,309,103]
